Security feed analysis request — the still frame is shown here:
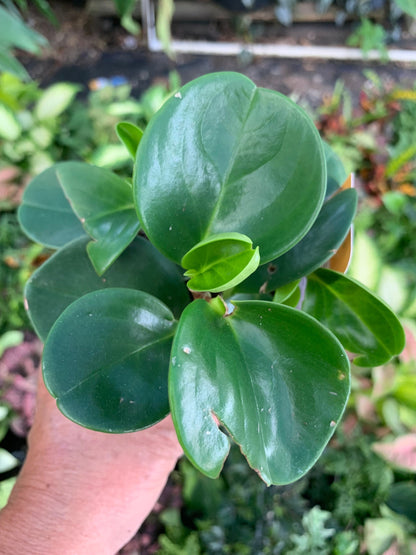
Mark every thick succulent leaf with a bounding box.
[116,121,143,159]
[237,187,357,293]
[57,162,140,275]
[18,163,86,248]
[273,279,300,304]
[25,236,189,341]
[43,289,176,432]
[135,72,326,265]
[281,285,301,308]
[303,268,406,367]
[169,297,350,485]
[182,232,260,293]
[323,141,347,198]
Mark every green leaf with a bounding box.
[0,102,21,140]
[303,268,406,367]
[387,482,416,523]
[237,188,357,293]
[156,0,175,58]
[135,72,326,265]
[323,141,347,198]
[34,82,80,121]
[56,162,140,275]
[273,280,300,303]
[348,231,382,291]
[18,163,86,248]
[114,0,140,34]
[0,47,29,80]
[0,448,19,473]
[88,144,131,169]
[169,298,350,485]
[0,5,47,54]
[281,284,301,308]
[0,330,23,357]
[395,0,416,18]
[0,477,16,511]
[24,236,189,341]
[43,289,176,432]
[116,121,143,159]
[114,0,136,18]
[182,232,260,293]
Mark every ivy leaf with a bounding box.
[57,162,140,275]
[116,121,143,159]
[18,163,86,248]
[303,268,406,367]
[25,236,189,341]
[182,232,260,293]
[135,72,326,265]
[169,297,350,485]
[42,289,176,432]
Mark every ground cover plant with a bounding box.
[16,71,405,488]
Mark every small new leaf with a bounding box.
[116,121,144,159]
[181,232,260,293]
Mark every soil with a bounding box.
[21,0,416,109]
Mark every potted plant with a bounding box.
[18,72,404,486]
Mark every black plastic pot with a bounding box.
[213,0,273,12]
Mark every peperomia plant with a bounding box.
[18,72,405,486]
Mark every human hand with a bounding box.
[0,370,182,555]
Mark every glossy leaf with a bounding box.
[57,162,140,275]
[25,236,189,341]
[323,141,347,198]
[135,72,326,265]
[116,121,143,159]
[273,279,300,304]
[281,284,301,308]
[303,268,406,367]
[169,297,350,485]
[182,232,260,293]
[237,187,357,293]
[18,163,86,248]
[43,289,176,432]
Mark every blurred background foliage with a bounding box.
[0,1,416,553]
